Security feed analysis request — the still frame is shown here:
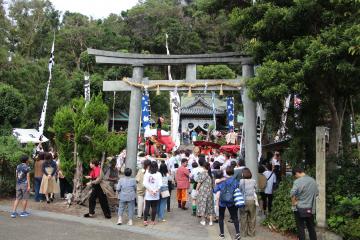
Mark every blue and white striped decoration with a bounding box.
[141,91,150,130]
[233,188,245,208]
[226,96,235,131]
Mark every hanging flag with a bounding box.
[84,73,91,103]
[165,33,173,81]
[48,40,55,78]
[274,94,291,142]
[38,36,55,137]
[294,94,302,129]
[239,124,245,158]
[166,33,180,150]
[227,96,235,131]
[170,90,180,150]
[256,103,266,162]
[211,91,217,130]
[141,90,151,131]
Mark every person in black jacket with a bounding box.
[39,152,58,203]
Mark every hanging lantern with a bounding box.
[156,85,160,96]
[188,86,192,97]
[219,84,224,96]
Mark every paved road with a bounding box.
[0,193,294,240]
[0,211,163,240]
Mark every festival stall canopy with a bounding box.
[193,141,221,149]
[220,145,240,154]
[12,128,49,144]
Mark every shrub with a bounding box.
[53,95,127,182]
[263,177,297,233]
[0,136,33,197]
[326,156,360,240]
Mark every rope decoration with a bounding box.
[122,77,244,90]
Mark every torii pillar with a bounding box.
[242,60,258,182]
[126,65,144,173]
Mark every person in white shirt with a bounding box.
[213,150,225,164]
[167,152,176,171]
[143,161,162,226]
[136,152,146,170]
[145,155,156,162]
[229,154,237,164]
[116,150,126,173]
[271,151,281,181]
[188,152,199,171]
[262,163,277,213]
[220,154,231,175]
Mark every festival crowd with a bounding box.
[10,147,318,240]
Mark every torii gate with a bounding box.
[88,49,257,179]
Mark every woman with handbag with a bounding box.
[157,162,170,222]
[196,159,215,226]
[239,168,257,237]
[213,166,241,240]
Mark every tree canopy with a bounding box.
[0,0,358,165]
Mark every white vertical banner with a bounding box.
[239,124,245,158]
[84,73,91,104]
[165,33,173,81]
[170,91,180,150]
[256,103,266,162]
[38,37,55,137]
[166,33,180,150]
[211,91,217,130]
[274,94,291,142]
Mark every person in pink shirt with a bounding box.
[175,158,190,210]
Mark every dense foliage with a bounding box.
[0,136,33,197]
[326,156,360,239]
[229,0,360,167]
[53,95,126,180]
[0,0,359,237]
[263,177,297,233]
[0,83,26,128]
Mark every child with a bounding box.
[11,155,31,218]
[190,162,199,216]
[116,168,137,225]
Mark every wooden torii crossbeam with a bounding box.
[88,48,258,180]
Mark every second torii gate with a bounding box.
[88,49,257,179]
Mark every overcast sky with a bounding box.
[50,0,139,19]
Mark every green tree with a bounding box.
[230,0,360,167]
[197,65,236,79]
[8,0,59,58]
[0,135,33,196]
[0,0,10,47]
[0,83,27,127]
[0,56,77,130]
[52,95,126,198]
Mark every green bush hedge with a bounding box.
[0,136,33,197]
[262,177,297,232]
[327,157,360,240]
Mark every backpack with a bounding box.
[258,173,267,191]
[220,178,235,203]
